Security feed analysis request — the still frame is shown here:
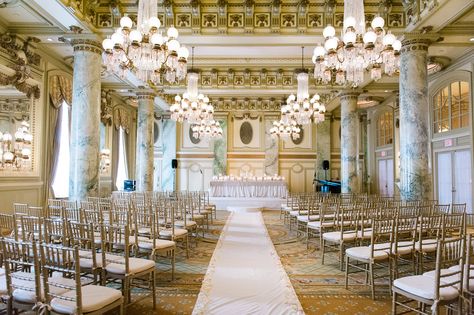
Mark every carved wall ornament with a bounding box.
[202,14,217,27]
[255,13,270,27]
[281,14,296,27]
[189,124,201,144]
[100,90,113,125]
[0,33,41,66]
[291,125,304,145]
[229,13,244,27]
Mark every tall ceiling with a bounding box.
[0,0,473,112]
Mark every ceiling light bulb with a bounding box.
[148,16,161,29]
[371,16,385,29]
[150,33,164,46]
[111,32,124,46]
[363,30,377,44]
[102,38,114,50]
[178,46,189,59]
[167,39,180,52]
[323,25,336,38]
[344,16,356,29]
[382,31,396,46]
[129,30,143,43]
[343,31,356,44]
[392,39,402,51]
[167,26,179,39]
[120,16,133,29]
[313,45,326,57]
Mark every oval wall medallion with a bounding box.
[291,125,304,145]
[189,125,201,144]
[240,121,253,145]
[153,122,159,144]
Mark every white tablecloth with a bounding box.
[209,180,288,198]
[192,211,304,315]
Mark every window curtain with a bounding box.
[112,108,131,191]
[45,75,72,200]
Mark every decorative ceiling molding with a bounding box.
[91,0,406,35]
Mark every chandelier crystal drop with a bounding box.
[0,121,32,170]
[312,0,400,87]
[102,0,188,85]
[192,119,223,140]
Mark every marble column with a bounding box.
[340,92,360,193]
[264,117,279,176]
[135,91,155,192]
[315,116,331,180]
[399,37,432,200]
[161,119,176,191]
[69,40,102,201]
[213,117,227,176]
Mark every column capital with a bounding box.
[399,32,442,53]
[338,91,361,101]
[135,90,156,100]
[71,39,103,55]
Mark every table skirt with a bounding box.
[209,181,288,198]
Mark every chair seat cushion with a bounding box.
[12,274,75,303]
[415,239,438,253]
[159,228,188,238]
[346,246,389,261]
[323,231,357,243]
[138,239,176,250]
[174,220,197,228]
[393,275,459,301]
[372,241,414,255]
[137,227,151,235]
[307,221,334,229]
[193,214,205,220]
[356,228,373,239]
[51,284,122,314]
[290,210,308,216]
[105,257,155,275]
[297,215,320,222]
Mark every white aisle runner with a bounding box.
[192,211,304,315]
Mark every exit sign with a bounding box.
[444,138,453,147]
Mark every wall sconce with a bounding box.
[100,148,111,173]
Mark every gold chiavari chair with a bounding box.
[393,237,465,315]
[40,242,124,315]
[19,216,42,242]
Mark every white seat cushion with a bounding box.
[0,275,7,295]
[137,227,151,235]
[138,239,176,250]
[346,246,389,261]
[13,274,75,303]
[193,214,205,220]
[415,239,438,253]
[307,221,334,229]
[356,228,373,239]
[372,241,414,255]
[393,275,459,301]
[0,268,5,276]
[297,215,320,222]
[159,228,188,238]
[290,210,308,216]
[105,257,155,275]
[51,284,122,314]
[174,220,197,228]
[323,231,357,243]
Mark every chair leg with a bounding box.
[151,270,156,309]
[185,235,189,259]
[369,263,375,300]
[392,291,397,315]
[321,238,326,264]
[344,256,349,289]
[339,243,344,271]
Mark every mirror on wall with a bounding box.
[0,95,34,173]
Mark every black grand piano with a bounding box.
[314,179,341,194]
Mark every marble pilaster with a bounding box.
[135,91,155,192]
[213,118,227,176]
[161,119,176,191]
[399,37,432,200]
[264,118,279,176]
[69,39,102,201]
[340,92,360,193]
[315,117,331,180]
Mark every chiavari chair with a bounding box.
[40,242,124,315]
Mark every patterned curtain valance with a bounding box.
[113,107,131,134]
[49,75,72,109]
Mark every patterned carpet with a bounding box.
[127,210,392,315]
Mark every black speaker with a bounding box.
[171,159,178,169]
[322,160,330,170]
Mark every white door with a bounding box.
[453,150,472,213]
[436,150,472,213]
[378,159,387,196]
[377,159,394,197]
[386,159,394,197]
[437,151,453,205]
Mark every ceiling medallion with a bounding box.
[102,0,189,85]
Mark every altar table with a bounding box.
[209,180,288,198]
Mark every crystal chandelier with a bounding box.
[0,121,32,170]
[269,120,301,141]
[312,0,401,87]
[192,120,223,140]
[170,47,214,124]
[279,47,326,126]
[102,0,189,85]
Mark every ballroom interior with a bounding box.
[0,0,473,314]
